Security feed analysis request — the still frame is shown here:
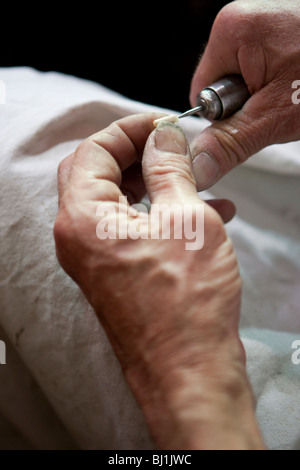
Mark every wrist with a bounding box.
[125,338,265,450]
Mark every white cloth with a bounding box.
[0,66,299,450]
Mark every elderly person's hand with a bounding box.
[190,0,300,190]
[54,113,264,449]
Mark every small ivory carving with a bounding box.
[153,115,179,127]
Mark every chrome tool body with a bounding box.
[178,75,250,121]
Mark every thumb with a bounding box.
[142,121,200,205]
[190,86,288,191]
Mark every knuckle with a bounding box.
[214,2,260,48]
[75,139,88,156]
[213,2,244,37]
[205,204,226,229]
[57,155,70,174]
[204,205,228,244]
[57,153,74,181]
[53,210,70,247]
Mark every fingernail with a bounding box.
[155,121,188,155]
[192,152,220,190]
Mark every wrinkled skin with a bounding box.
[54,113,264,449]
[190,0,300,189]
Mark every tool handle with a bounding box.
[196,75,250,120]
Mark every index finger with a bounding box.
[62,112,164,204]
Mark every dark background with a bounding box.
[2,1,229,112]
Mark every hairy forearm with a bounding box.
[124,338,266,450]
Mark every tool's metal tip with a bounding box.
[178,105,204,119]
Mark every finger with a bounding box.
[206,199,236,224]
[188,2,300,191]
[142,121,201,205]
[67,113,163,203]
[57,153,75,205]
[190,82,296,191]
[120,162,146,205]
[188,4,257,192]
[189,3,261,107]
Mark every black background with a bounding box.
[1,1,229,112]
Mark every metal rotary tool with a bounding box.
[178,74,250,121]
